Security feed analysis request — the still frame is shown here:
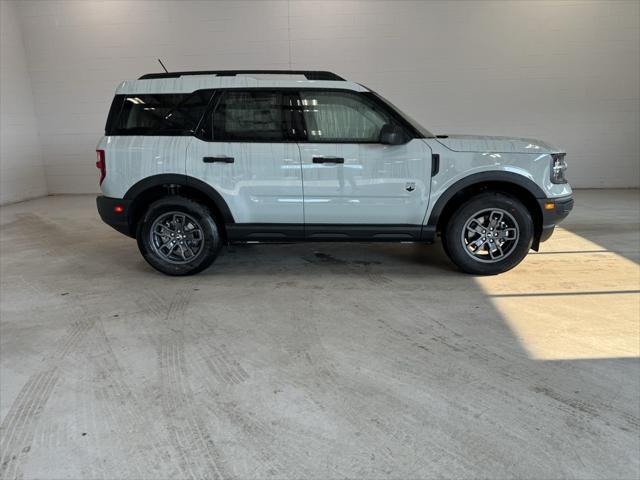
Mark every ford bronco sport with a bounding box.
[96,70,573,276]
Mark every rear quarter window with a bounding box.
[105,90,213,135]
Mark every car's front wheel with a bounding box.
[443,192,534,275]
[137,196,221,276]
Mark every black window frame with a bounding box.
[104,87,425,143]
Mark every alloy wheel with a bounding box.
[460,208,519,263]
[149,211,205,264]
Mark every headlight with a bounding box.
[551,153,568,184]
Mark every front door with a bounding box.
[296,90,431,227]
[186,90,303,225]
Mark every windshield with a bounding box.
[368,90,434,138]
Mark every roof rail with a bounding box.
[138,70,345,81]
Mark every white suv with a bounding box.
[96,70,573,276]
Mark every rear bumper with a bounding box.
[538,194,574,243]
[96,196,133,237]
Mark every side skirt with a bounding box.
[226,224,430,243]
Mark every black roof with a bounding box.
[138,70,345,81]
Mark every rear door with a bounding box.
[186,90,303,225]
[296,90,431,228]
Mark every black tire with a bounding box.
[136,196,222,276]
[443,192,534,275]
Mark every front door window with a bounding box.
[298,90,395,143]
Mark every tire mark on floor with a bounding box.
[212,399,313,479]
[78,389,103,480]
[51,319,94,360]
[184,348,290,478]
[620,412,640,430]
[0,368,59,480]
[135,287,300,478]
[200,344,249,386]
[281,303,476,477]
[371,294,640,473]
[273,298,413,474]
[83,317,182,479]
[277,327,408,473]
[34,420,66,449]
[134,290,170,328]
[380,294,529,381]
[530,384,639,435]
[531,385,600,417]
[182,298,339,477]
[95,386,146,479]
[0,300,97,479]
[385,293,640,439]
[160,338,228,479]
[289,351,442,473]
[283,355,429,476]
[153,289,230,479]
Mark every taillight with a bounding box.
[96,150,106,185]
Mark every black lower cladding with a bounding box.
[226,224,424,243]
[98,193,574,246]
[539,194,574,242]
[96,196,133,237]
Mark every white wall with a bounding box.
[14,0,640,193]
[0,0,47,205]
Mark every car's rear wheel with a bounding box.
[443,192,534,275]
[137,196,221,276]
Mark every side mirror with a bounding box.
[379,124,408,145]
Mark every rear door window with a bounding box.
[208,90,297,142]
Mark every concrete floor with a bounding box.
[0,189,638,480]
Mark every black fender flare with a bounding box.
[123,174,235,224]
[423,171,546,239]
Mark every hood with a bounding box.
[435,135,561,154]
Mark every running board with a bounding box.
[226,224,427,243]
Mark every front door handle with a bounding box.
[313,157,344,164]
[203,156,234,164]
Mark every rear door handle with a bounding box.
[313,157,344,164]
[203,156,234,164]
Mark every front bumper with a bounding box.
[538,194,574,243]
[96,196,133,237]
